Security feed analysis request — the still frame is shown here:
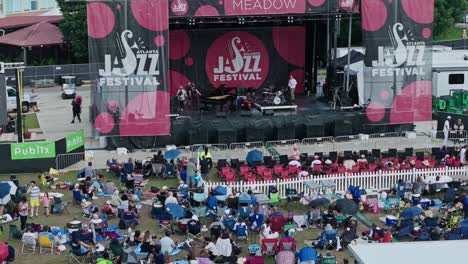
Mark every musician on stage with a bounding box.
[185,81,201,110]
[288,75,297,103]
[177,86,187,113]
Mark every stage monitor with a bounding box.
[87,1,170,137]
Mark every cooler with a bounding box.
[385,215,397,226]
[420,198,431,207]
[432,199,443,207]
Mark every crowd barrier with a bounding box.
[56,130,467,171]
[205,167,468,199]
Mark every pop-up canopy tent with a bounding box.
[349,240,468,264]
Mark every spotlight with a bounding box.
[238,17,245,25]
[287,16,294,23]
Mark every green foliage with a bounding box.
[433,0,468,39]
[56,0,88,63]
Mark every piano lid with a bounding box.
[204,84,237,97]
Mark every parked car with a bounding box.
[6,86,31,113]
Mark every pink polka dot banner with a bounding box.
[87,1,170,136]
[361,0,433,124]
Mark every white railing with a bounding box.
[205,167,468,198]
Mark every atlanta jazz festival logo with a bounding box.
[171,0,188,16]
[98,30,161,87]
[371,23,426,77]
[212,36,263,82]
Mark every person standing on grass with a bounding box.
[18,196,29,230]
[41,192,51,217]
[27,181,40,218]
[186,158,197,187]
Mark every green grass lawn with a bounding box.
[23,113,40,130]
[434,28,464,41]
[1,170,363,264]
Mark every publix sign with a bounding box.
[10,141,56,160]
[66,130,84,153]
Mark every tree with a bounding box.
[56,0,88,63]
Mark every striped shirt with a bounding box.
[29,186,40,199]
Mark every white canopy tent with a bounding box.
[349,240,468,264]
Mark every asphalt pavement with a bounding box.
[25,85,93,142]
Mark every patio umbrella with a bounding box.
[400,206,424,218]
[0,240,8,262]
[335,199,358,214]
[164,149,182,160]
[166,203,186,219]
[1,181,17,195]
[309,197,330,208]
[246,149,263,164]
[0,183,12,205]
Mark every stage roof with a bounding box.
[0,15,63,30]
[349,240,468,264]
[0,21,63,48]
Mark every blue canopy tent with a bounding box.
[246,149,263,165]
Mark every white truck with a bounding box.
[6,86,31,113]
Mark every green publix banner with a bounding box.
[66,130,85,153]
[10,141,56,160]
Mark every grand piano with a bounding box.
[199,85,237,111]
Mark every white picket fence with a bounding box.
[205,167,468,198]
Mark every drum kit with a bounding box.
[261,89,287,106]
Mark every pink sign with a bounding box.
[205,31,270,89]
[171,0,189,16]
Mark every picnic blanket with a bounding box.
[95,225,124,242]
[134,243,182,257]
[97,191,111,197]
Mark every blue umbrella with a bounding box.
[400,206,423,218]
[0,183,12,205]
[164,149,182,160]
[246,149,263,164]
[166,203,186,218]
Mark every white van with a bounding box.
[6,86,31,113]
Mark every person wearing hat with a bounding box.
[357,155,367,169]
[443,116,452,144]
[188,215,202,237]
[103,200,116,217]
[453,118,464,135]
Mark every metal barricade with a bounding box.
[300,137,335,155]
[432,130,468,147]
[334,135,372,152]
[229,141,265,161]
[191,144,229,161]
[55,152,85,171]
[265,139,300,159]
[176,145,193,160]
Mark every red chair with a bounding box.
[225,172,235,182]
[278,237,296,251]
[261,238,279,256]
[273,165,283,175]
[256,165,266,176]
[245,172,257,182]
[415,160,423,169]
[337,166,346,174]
[280,170,291,180]
[351,165,360,173]
[368,163,377,171]
[288,165,298,174]
[221,167,232,177]
[240,165,250,175]
[269,214,286,233]
[358,161,367,169]
[453,159,461,167]
[324,169,332,175]
[263,170,273,181]
[312,163,322,173]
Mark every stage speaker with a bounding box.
[264,110,274,116]
[447,146,457,156]
[359,150,369,157]
[344,151,352,158]
[300,153,308,162]
[263,156,274,167]
[217,128,237,144]
[240,111,252,117]
[279,155,289,166]
[431,147,440,156]
[372,149,381,158]
[217,159,227,170]
[416,152,424,161]
[216,112,227,118]
[329,151,338,161]
[188,129,208,145]
[230,159,240,170]
[276,125,295,140]
[405,148,413,156]
[388,148,397,158]
[305,122,325,138]
[333,120,353,137]
[246,128,264,142]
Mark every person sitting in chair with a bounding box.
[188,215,202,237]
[314,224,340,250]
[233,219,248,240]
[72,238,93,256]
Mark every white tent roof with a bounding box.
[349,240,468,264]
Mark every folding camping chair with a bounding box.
[38,235,54,254]
[68,242,90,264]
[261,238,278,256]
[192,192,208,217]
[21,235,37,254]
[269,214,287,233]
[322,230,338,250]
[278,237,296,251]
